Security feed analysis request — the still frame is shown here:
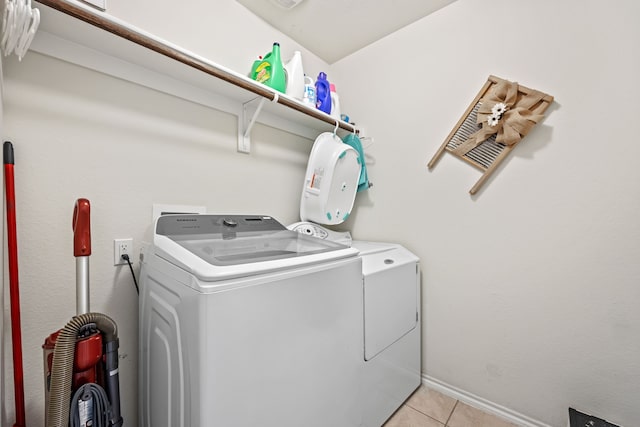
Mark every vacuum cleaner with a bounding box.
[42,198,124,427]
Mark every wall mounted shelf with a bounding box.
[31,0,358,153]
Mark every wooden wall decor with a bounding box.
[428,75,554,195]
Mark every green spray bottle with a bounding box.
[251,42,286,93]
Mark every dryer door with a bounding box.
[359,243,419,361]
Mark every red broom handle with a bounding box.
[4,141,25,427]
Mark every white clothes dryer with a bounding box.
[352,240,421,427]
[139,214,364,427]
[286,224,422,426]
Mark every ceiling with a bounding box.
[236,0,457,64]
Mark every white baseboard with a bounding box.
[422,375,554,427]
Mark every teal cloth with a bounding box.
[342,133,370,192]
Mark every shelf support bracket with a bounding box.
[238,94,279,154]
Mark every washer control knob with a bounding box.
[223,218,238,227]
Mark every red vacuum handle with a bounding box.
[73,198,91,257]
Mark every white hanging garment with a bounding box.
[1,0,40,60]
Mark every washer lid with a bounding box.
[153,214,358,281]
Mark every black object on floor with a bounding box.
[569,407,620,427]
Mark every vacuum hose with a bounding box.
[46,312,124,427]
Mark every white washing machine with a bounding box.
[139,214,364,427]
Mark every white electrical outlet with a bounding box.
[114,238,133,265]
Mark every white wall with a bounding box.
[0,1,331,425]
[332,0,640,426]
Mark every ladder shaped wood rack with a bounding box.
[31,0,358,153]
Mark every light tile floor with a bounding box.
[384,385,519,427]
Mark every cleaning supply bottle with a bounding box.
[315,72,331,114]
[249,55,263,79]
[302,75,316,108]
[284,50,304,100]
[253,42,286,93]
[329,83,341,120]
